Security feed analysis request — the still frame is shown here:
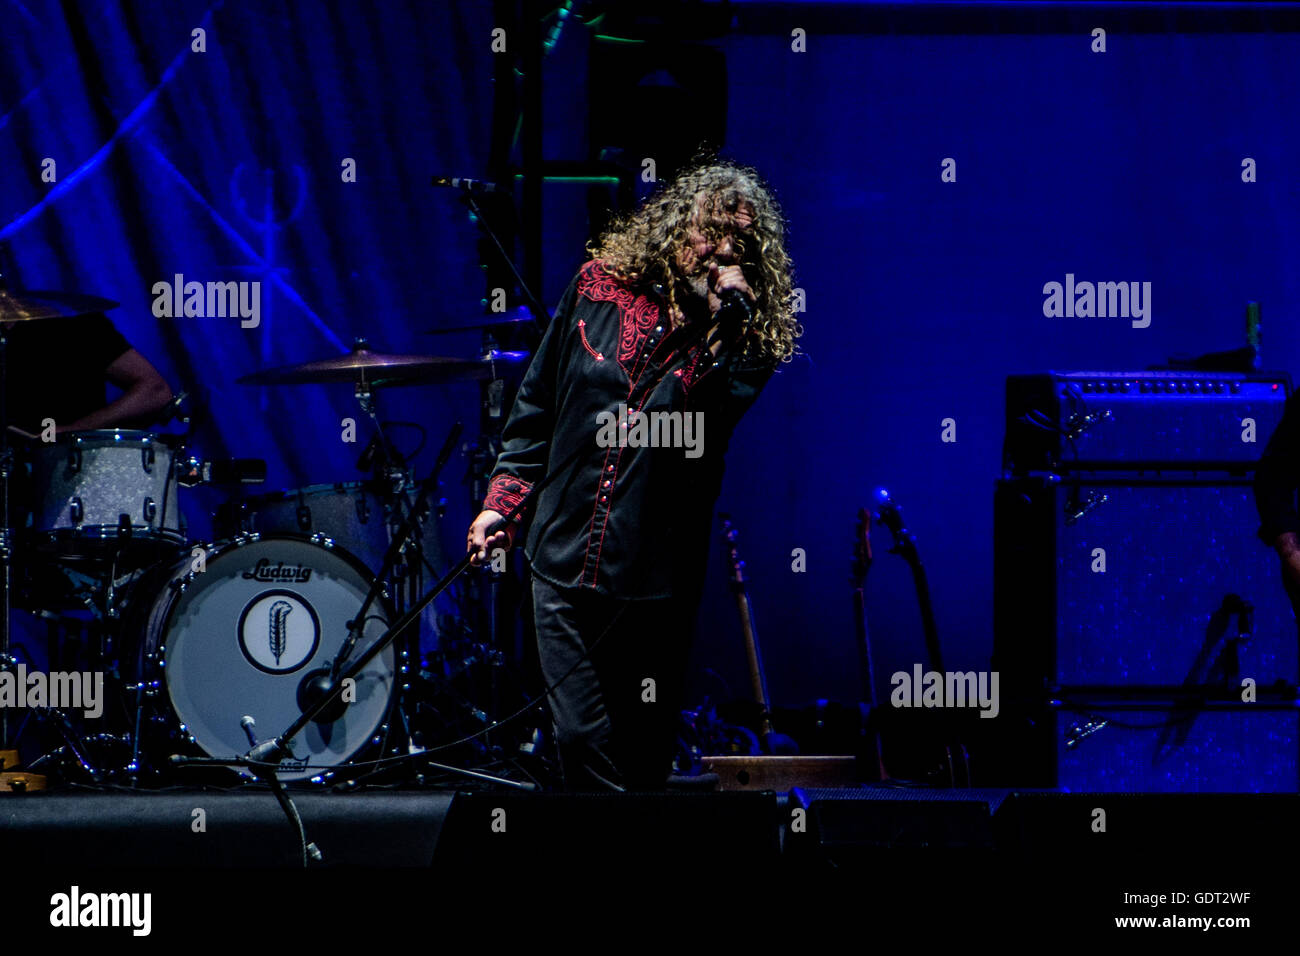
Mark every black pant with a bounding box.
[531,575,694,791]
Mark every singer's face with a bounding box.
[675,195,755,300]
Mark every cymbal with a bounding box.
[425,306,541,335]
[236,345,530,387]
[0,289,120,322]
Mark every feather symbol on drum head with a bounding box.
[268,600,294,666]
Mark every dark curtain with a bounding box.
[1,0,495,548]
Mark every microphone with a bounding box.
[297,668,350,724]
[718,287,754,324]
[431,175,501,194]
[708,288,754,352]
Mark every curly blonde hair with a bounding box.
[585,158,801,363]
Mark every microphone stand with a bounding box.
[267,303,735,754]
[445,184,551,337]
[327,406,460,682]
[182,289,745,863]
[445,181,550,751]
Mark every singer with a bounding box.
[466,158,800,790]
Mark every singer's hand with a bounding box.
[707,263,755,356]
[467,509,515,567]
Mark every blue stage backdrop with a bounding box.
[3,2,1298,713]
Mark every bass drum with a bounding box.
[131,534,396,782]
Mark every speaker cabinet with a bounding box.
[996,477,1298,689]
[994,477,1299,790]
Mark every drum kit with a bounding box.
[0,288,537,788]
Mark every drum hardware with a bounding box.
[10,593,156,784]
[327,424,462,689]
[174,454,266,488]
[11,689,107,783]
[26,731,137,781]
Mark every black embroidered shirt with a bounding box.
[483,260,777,601]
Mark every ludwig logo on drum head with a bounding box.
[237,590,320,674]
[242,558,313,583]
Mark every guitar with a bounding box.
[851,507,889,781]
[720,514,798,755]
[874,490,972,787]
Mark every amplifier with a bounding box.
[994,476,1298,690]
[1004,371,1290,473]
[994,476,1300,790]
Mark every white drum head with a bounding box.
[159,536,395,781]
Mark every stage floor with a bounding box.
[2,785,1288,937]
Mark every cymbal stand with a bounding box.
[353,382,481,765]
[348,372,505,765]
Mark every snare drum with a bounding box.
[30,429,185,566]
[128,534,397,782]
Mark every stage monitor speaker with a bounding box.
[1003,791,1300,863]
[0,791,453,866]
[432,790,780,875]
[787,787,1010,868]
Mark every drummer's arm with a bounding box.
[60,349,174,432]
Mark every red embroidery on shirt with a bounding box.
[577,320,604,361]
[484,474,531,517]
[576,260,660,372]
[677,349,707,391]
[573,261,714,585]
